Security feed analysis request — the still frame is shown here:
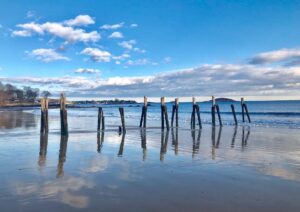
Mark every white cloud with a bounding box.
[80,47,111,62]
[130,23,138,28]
[164,57,171,63]
[133,47,146,53]
[108,31,123,39]
[28,48,70,62]
[249,48,300,66]
[118,40,136,50]
[64,15,95,27]
[112,53,130,61]
[100,22,124,30]
[75,68,100,74]
[12,16,100,43]
[26,11,35,18]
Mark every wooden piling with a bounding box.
[244,103,251,123]
[164,105,170,130]
[191,97,196,129]
[216,104,223,126]
[161,97,165,130]
[139,96,148,128]
[241,97,245,122]
[60,93,68,136]
[175,98,179,127]
[119,107,126,133]
[40,97,49,133]
[211,96,216,126]
[231,104,238,125]
[97,107,103,131]
[195,105,202,129]
[171,105,175,127]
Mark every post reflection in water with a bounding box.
[140,129,147,161]
[57,135,69,178]
[160,130,169,162]
[118,133,126,157]
[38,133,48,168]
[211,126,222,159]
[172,128,179,155]
[242,126,251,148]
[97,131,105,153]
[231,126,238,148]
[191,129,201,158]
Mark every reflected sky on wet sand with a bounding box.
[1,110,300,211]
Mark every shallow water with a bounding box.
[1,109,300,211]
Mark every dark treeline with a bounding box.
[0,81,51,103]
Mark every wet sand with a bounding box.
[1,109,300,211]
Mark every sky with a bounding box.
[0,0,300,101]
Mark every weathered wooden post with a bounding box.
[60,93,68,136]
[161,97,165,130]
[175,98,179,127]
[40,97,49,133]
[160,97,169,130]
[216,104,223,126]
[191,97,196,129]
[231,104,238,125]
[119,107,126,133]
[171,98,179,128]
[241,97,251,123]
[211,96,216,126]
[195,104,202,129]
[241,97,245,122]
[97,107,103,131]
[139,96,147,128]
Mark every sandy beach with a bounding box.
[0,108,300,212]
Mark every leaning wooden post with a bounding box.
[119,107,126,133]
[211,96,216,126]
[231,104,238,125]
[242,98,251,123]
[164,103,170,131]
[60,93,68,136]
[45,98,49,132]
[161,97,165,130]
[97,107,103,131]
[175,98,179,128]
[216,104,223,126]
[241,97,245,122]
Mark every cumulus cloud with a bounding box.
[80,47,111,62]
[108,31,123,39]
[126,58,156,66]
[75,68,100,74]
[130,23,138,28]
[249,48,300,66]
[64,15,95,26]
[118,40,136,50]
[27,48,70,62]
[100,22,124,30]
[12,16,100,43]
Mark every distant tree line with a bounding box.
[0,81,51,102]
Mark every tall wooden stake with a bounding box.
[231,104,238,125]
[60,93,68,136]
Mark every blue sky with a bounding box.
[0,0,300,100]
